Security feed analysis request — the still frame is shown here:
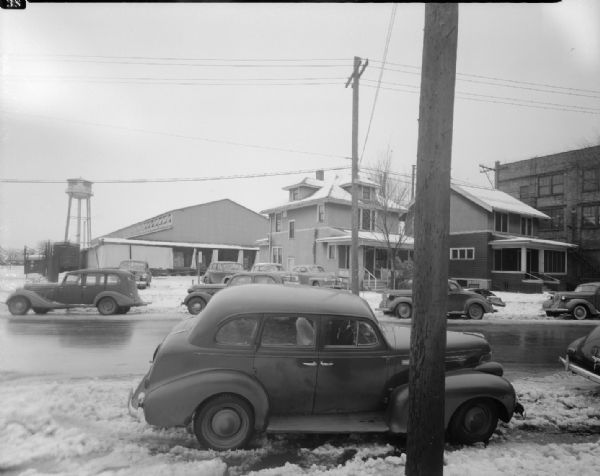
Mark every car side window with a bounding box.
[255,275,277,284]
[64,274,81,285]
[85,274,104,286]
[324,318,379,347]
[449,281,460,292]
[215,316,258,346]
[260,315,315,347]
[106,274,120,285]
[230,275,252,286]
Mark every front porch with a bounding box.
[489,236,577,292]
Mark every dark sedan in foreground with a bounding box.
[130,284,522,450]
[560,325,600,384]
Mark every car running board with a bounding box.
[266,412,389,433]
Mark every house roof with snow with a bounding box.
[451,183,549,219]
[261,175,406,214]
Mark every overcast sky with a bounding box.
[1,1,599,250]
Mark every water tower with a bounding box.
[64,178,93,248]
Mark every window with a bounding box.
[494,212,508,232]
[275,213,283,232]
[338,245,350,269]
[538,173,564,196]
[289,220,295,239]
[544,250,566,273]
[519,185,530,200]
[539,208,564,230]
[324,317,379,347]
[520,217,533,236]
[85,274,103,285]
[64,274,81,285]
[493,249,521,271]
[360,208,376,231]
[317,204,325,223]
[582,205,600,227]
[272,247,282,264]
[290,189,299,201]
[215,316,258,346]
[254,275,277,284]
[260,316,315,347]
[450,247,475,260]
[106,274,120,285]
[582,169,599,192]
[328,244,336,260]
[362,187,371,201]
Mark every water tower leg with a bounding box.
[76,198,82,245]
[65,195,73,241]
[86,197,92,248]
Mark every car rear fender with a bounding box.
[387,369,517,433]
[93,291,134,307]
[182,291,214,306]
[390,296,412,308]
[463,296,494,313]
[566,299,599,315]
[142,369,269,430]
[7,289,62,309]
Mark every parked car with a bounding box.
[291,264,347,288]
[559,326,600,384]
[250,262,284,272]
[130,284,522,451]
[543,282,600,320]
[379,279,496,320]
[468,288,506,308]
[118,260,152,289]
[183,271,290,314]
[5,268,146,316]
[203,261,244,284]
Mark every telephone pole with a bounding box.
[346,56,368,295]
[407,4,458,476]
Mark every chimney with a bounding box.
[315,170,324,181]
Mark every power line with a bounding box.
[0,110,352,160]
[360,3,397,164]
[0,166,351,184]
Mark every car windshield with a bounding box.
[217,262,243,272]
[574,284,599,293]
[119,261,146,271]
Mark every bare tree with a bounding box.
[366,155,412,288]
[5,247,22,268]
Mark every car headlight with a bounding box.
[561,296,567,301]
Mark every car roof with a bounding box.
[67,268,133,276]
[188,284,375,345]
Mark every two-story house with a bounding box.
[406,183,576,292]
[259,171,410,289]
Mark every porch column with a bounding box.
[212,249,219,261]
[520,247,527,273]
[237,249,244,264]
[539,250,545,273]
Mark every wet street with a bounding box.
[0,312,596,379]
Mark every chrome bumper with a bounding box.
[559,356,600,385]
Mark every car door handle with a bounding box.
[301,361,317,367]
[320,361,334,367]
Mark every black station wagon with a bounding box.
[5,268,146,316]
[129,285,522,450]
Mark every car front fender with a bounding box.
[182,291,214,306]
[142,369,269,430]
[6,289,63,309]
[566,299,599,315]
[387,367,517,433]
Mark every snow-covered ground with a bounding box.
[1,266,599,475]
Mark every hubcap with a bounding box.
[211,409,241,438]
[463,406,489,434]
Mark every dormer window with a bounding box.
[521,217,533,236]
[494,212,508,233]
[290,189,299,201]
[362,187,372,201]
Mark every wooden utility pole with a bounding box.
[346,56,368,295]
[406,4,458,476]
